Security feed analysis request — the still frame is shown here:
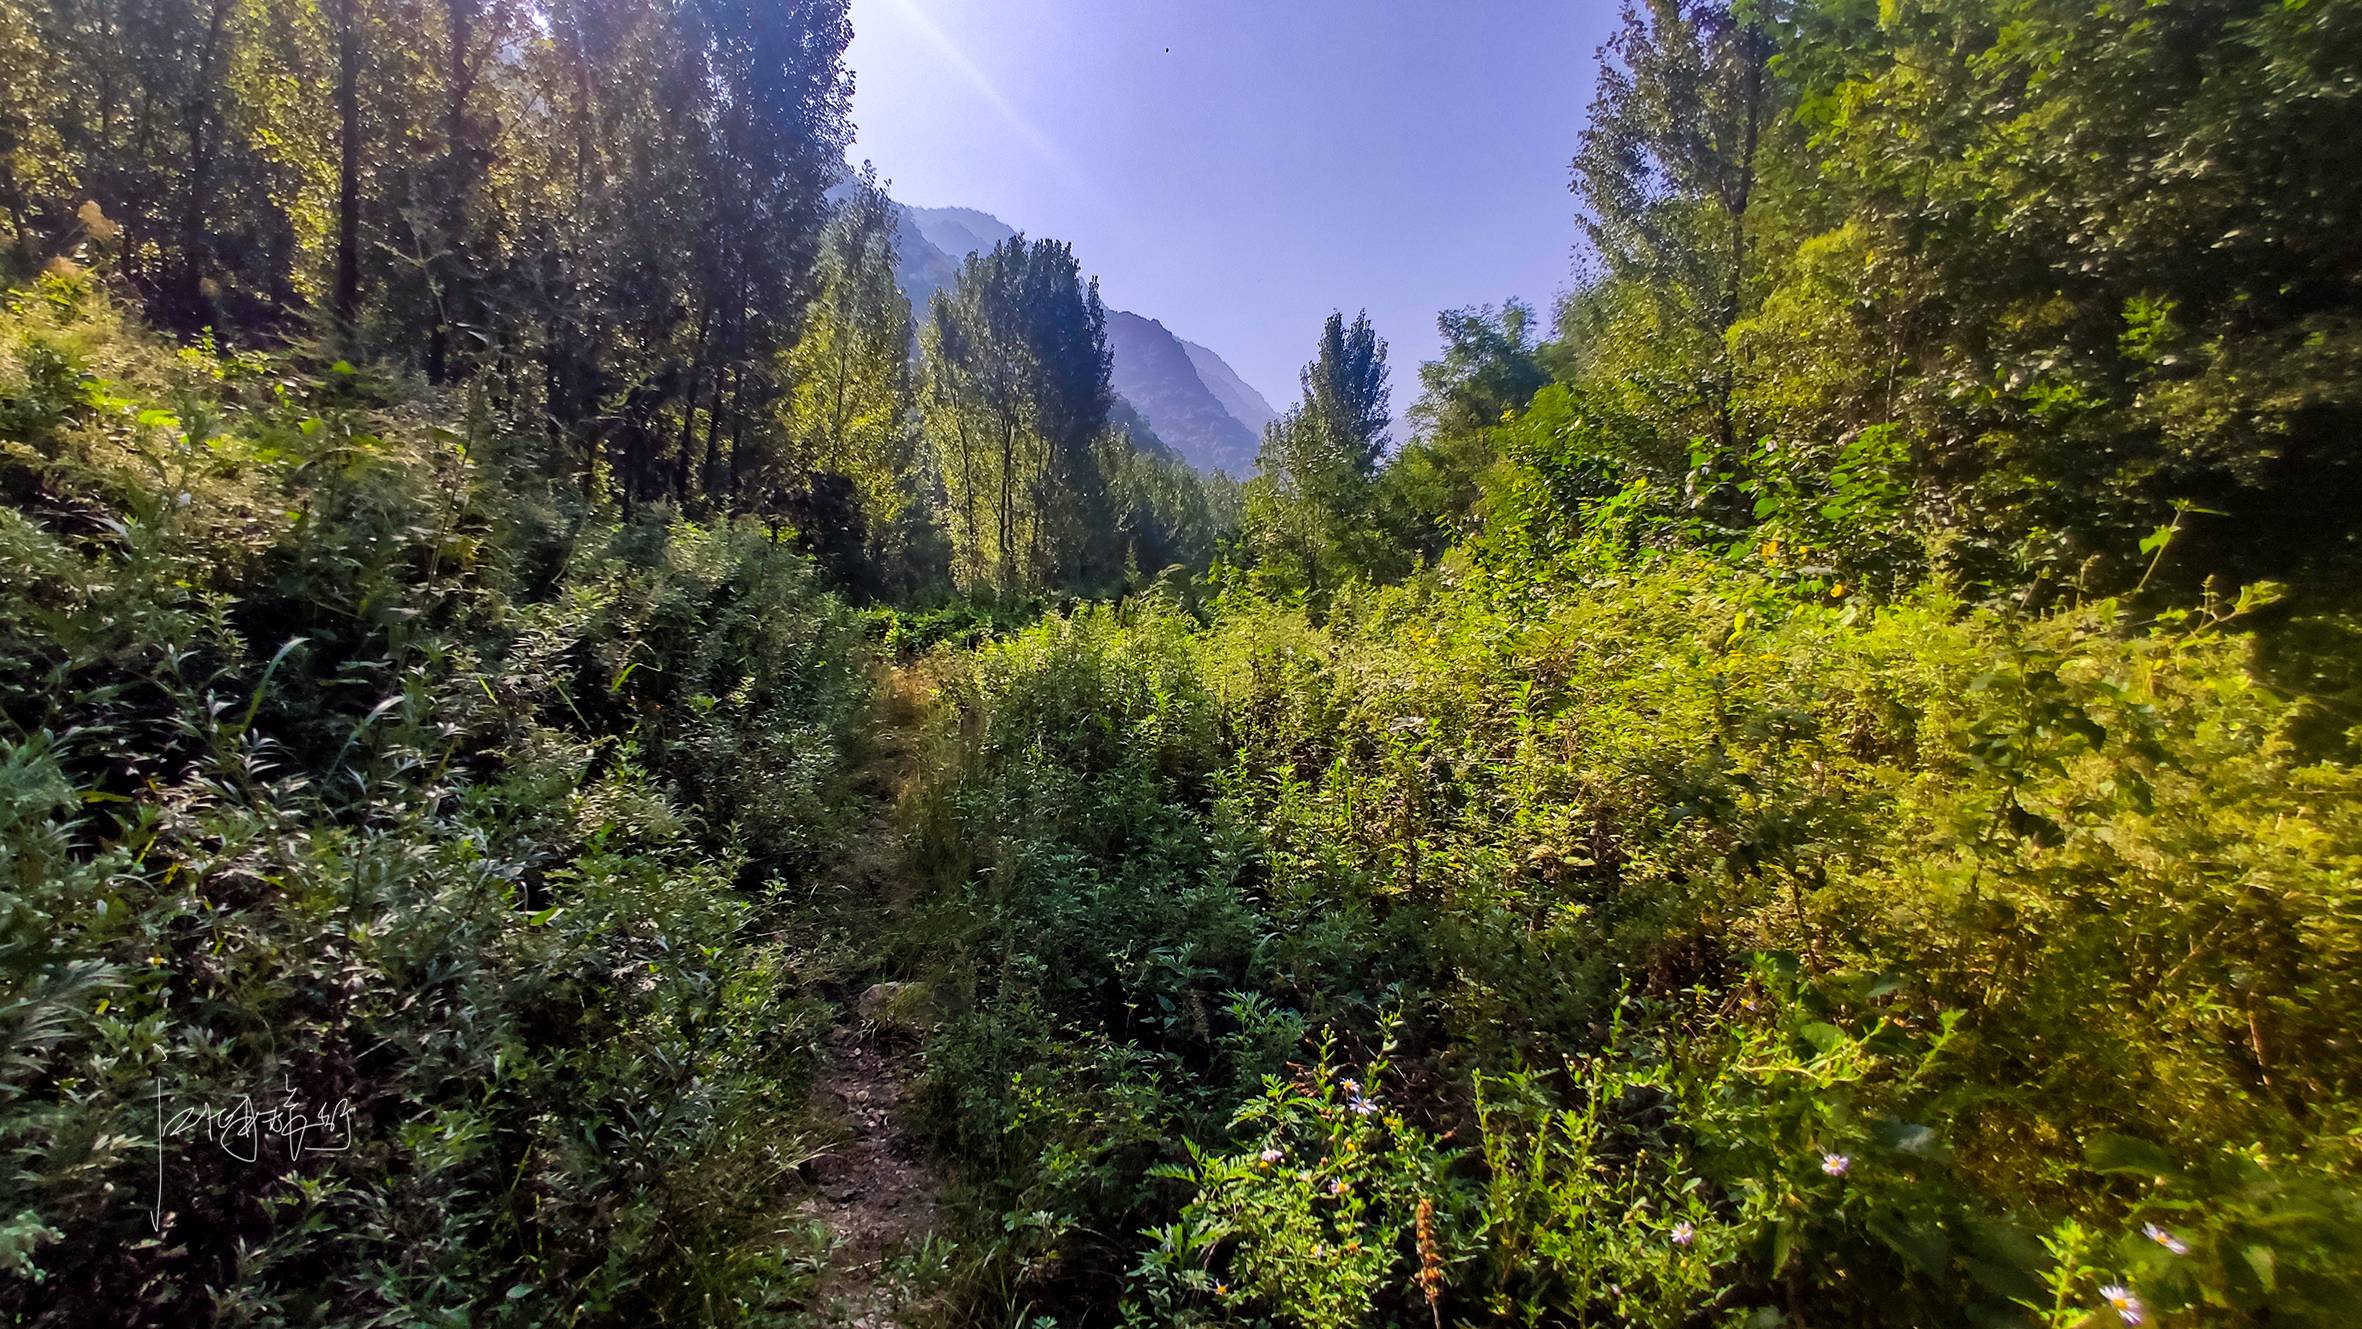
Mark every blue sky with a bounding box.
[844,0,1613,419]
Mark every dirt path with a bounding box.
[795,663,949,1327]
[797,1023,942,1326]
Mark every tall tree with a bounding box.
[329,0,363,330]
[782,164,917,580]
[672,0,853,510]
[1243,310,1394,599]
[1569,0,1785,515]
[1022,238,1116,586]
[1409,299,1548,441]
[919,234,1112,595]
[1301,309,1392,474]
[172,0,237,330]
[1376,300,1551,560]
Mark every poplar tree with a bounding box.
[919,235,1112,595]
[1243,310,1393,599]
[1301,310,1392,474]
[0,0,853,513]
[783,164,918,576]
[1568,0,1784,512]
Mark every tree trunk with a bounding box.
[1715,24,1767,493]
[997,415,1018,593]
[700,363,729,505]
[952,392,978,584]
[176,0,234,331]
[673,301,713,502]
[331,0,363,333]
[430,0,480,382]
[726,392,748,511]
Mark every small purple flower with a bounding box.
[1340,1078,1361,1096]
[2100,1284,2144,1326]
[1820,1152,1851,1177]
[1257,1148,1283,1168]
[2141,1223,2188,1256]
[1348,1094,1378,1116]
[1670,1221,1695,1248]
[1328,1177,1351,1196]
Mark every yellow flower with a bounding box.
[1830,582,1848,598]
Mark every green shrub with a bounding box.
[909,543,2362,1325]
[0,277,868,1325]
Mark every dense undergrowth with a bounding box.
[899,549,2362,1324]
[9,0,2362,1317]
[0,275,879,1325]
[8,270,2362,1329]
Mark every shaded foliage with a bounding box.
[0,276,870,1324]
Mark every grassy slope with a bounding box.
[5,270,2358,1327]
[900,556,2361,1324]
[0,274,884,1326]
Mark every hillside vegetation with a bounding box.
[3,0,2361,1325]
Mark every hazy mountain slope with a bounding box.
[1105,311,1261,475]
[888,206,962,315]
[1179,339,1277,439]
[878,198,1268,474]
[1109,395,1185,466]
[904,205,1019,262]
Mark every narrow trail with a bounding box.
[796,663,950,1328]
[798,1026,940,1326]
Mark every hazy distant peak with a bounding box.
[1179,338,1277,438]
[868,190,1270,474]
[903,205,1020,261]
[1105,311,1260,475]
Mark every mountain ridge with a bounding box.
[882,198,1270,475]
[1180,337,1277,440]
[1104,311,1260,475]
[902,205,1018,264]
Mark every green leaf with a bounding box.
[1867,1211,1949,1276]
[2084,1133,2178,1178]
[1799,1021,1848,1054]
[237,636,310,735]
[2243,1244,2276,1293]
[1770,1216,1799,1271]
[1958,1218,2048,1297]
